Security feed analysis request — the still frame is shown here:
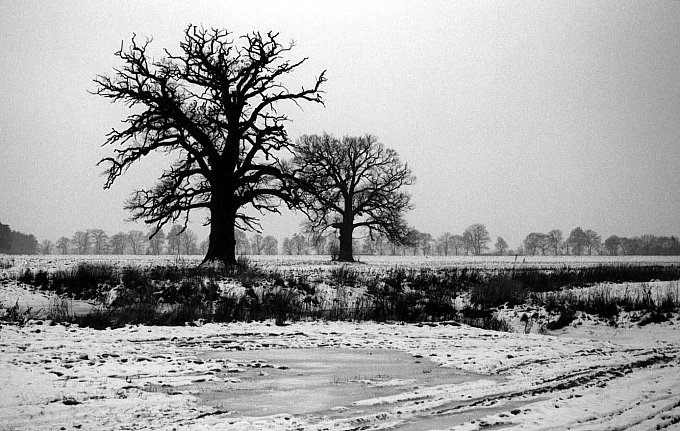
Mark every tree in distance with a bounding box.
[89,229,109,254]
[437,232,453,256]
[523,232,548,255]
[109,232,127,255]
[290,133,415,262]
[463,223,490,255]
[547,229,563,255]
[604,235,621,256]
[147,228,166,255]
[72,231,90,255]
[39,240,54,255]
[93,25,326,265]
[494,236,508,255]
[127,230,146,255]
[584,229,602,255]
[567,227,588,255]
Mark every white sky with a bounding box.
[1,1,679,249]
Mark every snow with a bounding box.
[1,255,680,430]
[1,315,679,430]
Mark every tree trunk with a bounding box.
[338,215,354,262]
[203,193,237,265]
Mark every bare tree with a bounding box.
[537,234,550,255]
[88,229,109,254]
[437,232,452,256]
[604,235,621,256]
[290,233,307,255]
[72,231,90,254]
[523,232,547,255]
[251,234,265,255]
[127,230,146,254]
[567,227,588,256]
[584,229,601,255]
[401,228,421,255]
[147,228,166,255]
[463,224,490,255]
[167,225,183,255]
[282,237,292,255]
[374,234,390,255]
[39,240,54,255]
[199,238,209,254]
[235,230,250,255]
[639,234,655,254]
[450,234,465,255]
[312,233,329,255]
[494,237,508,255]
[94,25,326,265]
[418,232,434,256]
[179,229,198,255]
[462,229,473,255]
[110,232,127,255]
[291,134,414,261]
[547,229,563,255]
[262,235,278,255]
[56,237,70,255]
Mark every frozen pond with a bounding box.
[168,348,501,419]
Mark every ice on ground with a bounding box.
[1,315,678,430]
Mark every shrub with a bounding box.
[457,313,513,332]
[50,263,118,300]
[1,300,37,325]
[546,307,577,330]
[470,275,526,308]
[48,296,73,323]
[331,266,359,286]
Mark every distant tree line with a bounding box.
[358,224,498,257]
[277,224,500,258]
[41,226,206,256]
[521,228,680,256]
[278,224,680,258]
[39,227,281,257]
[4,219,680,257]
[0,222,39,254]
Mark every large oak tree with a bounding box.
[291,133,414,262]
[94,25,325,264]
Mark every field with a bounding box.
[1,254,680,430]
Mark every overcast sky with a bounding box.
[1,1,679,249]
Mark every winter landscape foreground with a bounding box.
[1,255,680,430]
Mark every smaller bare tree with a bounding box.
[291,133,414,261]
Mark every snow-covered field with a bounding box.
[1,255,680,430]
[3,254,680,276]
